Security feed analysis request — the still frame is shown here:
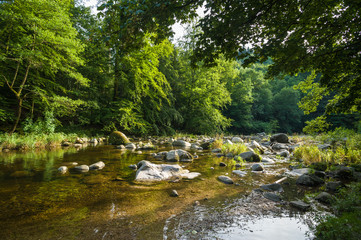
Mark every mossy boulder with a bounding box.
[108,131,130,145]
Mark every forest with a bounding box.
[1,0,360,137]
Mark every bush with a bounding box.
[221,143,248,155]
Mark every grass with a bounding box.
[221,143,248,155]
[0,132,79,150]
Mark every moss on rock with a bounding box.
[108,131,130,145]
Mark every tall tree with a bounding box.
[0,0,87,133]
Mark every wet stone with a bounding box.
[315,192,333,204]
[296,174,324,186]
[74,165,89,172]
[58,166,68,174]
[260,183,283,192]
[170,190,179,197]
[219,162,227,167]
[290,200,310,211]
[218,175,234,184]
[232,170,247,177]
[89,161,105,170]
[251,163,263,171]
[263,192,282,202]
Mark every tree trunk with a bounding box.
[10,97,23,134]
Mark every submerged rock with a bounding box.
[89,161,105,170]
[290,200,310,211]
[218,175,234,184]
[232,170,247,177]
[74,165,89,172]
[135,160,200,181]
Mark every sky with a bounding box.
[83,0,205,42]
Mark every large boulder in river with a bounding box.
[296,173,324,186]
[166,149,193,162]
[108,131,130,145]
[135,160,200,181]
[270,133,289,143]
[89,161,105,170]
[172,140,191,148]
[235,151,261,162]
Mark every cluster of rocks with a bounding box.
[57,161,105,174]
[151,149,194,162]
[61,137,105,148]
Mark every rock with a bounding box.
[218,175,234,184]
[318,144,332,150]
[249,140,264,154]
[296,174,324,186]
[200,141,211,150]
[260,183,283,192]
[219,162,227,167]
[232,137,243,143]
[61,141,71,147]
[291,168,311,176]
[335,166,354,179]
[89,138,98,144]
[210,167,215,170]
[290,200,310,211]
[251,163,264,171]
[166,149,193,162]
[75,137,84,144]
[272,143,289,151]
[223,139,233,145]
[270,133,289,143]
[74,165,89,172]
[172,140,191,148]
[128,164,137,170]
[166,150,180,162]
[314,170,326,178]
[232,170,247,177]
[138,144,156,150]
[263,192,282,202]
[170,190,179,197]
[125,143,136,149]
[326,181,344,192]
[235,163,243,168]
[315,192,333,204]
[261,157,275,164]
[191,143,200,149]
[108,131,130,145]
[58,166,68,174]
[237,151,261,162]
[277,150,290,158]
[115,145,125,149]
[89,161,105,170]
[225,153,234,158]
[211,148,222,153]
[135,160,200,181]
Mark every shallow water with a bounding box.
[0,144,315,239]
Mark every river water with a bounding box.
[0,144,316,239]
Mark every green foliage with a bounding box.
[303,116,331,135]
[315,183,361,240]
[221,143,248,156]
[23,111,56,134]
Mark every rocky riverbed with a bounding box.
[1,132,359,239]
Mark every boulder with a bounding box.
[272,143,289,151]
[237,151,261,162]
[89,138,98,144]
[75,137,84,144]
[251,163,264,171]
[89,161,105,170]
[128,164,137,170]
[290,200,310,211]
[263,192,282,202]
[335,166,354,179]
[58,166,68,174]
[290,168,311,176]
[166,149,193,162]
[219,162,227,167]
[226,153,234,158]
[125,143,136,149]
[115,145,125,149]
[166,150,180,162]
[277,150,290,158]
[74,165,89,172]
[232,137,243,143]
[172,140,191,148]
[296,174,324,186]
[232,170,247,177]
[270,133,289,143]
[260,183,283,192]
[315,192,333,204]
[135,160,200,181]
[218,175,234,184]
[211,148,222,153]
[170,190,179,197]
[108,131,130,145]
[249,140,264,154]
[326,181,344,192]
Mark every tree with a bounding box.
[0,0,87,133]
[102,0,361,118]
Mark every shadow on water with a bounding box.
[0,144,317,239]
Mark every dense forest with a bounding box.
[0,0,360,136]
